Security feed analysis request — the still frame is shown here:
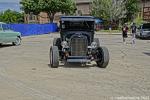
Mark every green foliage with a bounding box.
[125,0,140,22]
[92,0,126,22]
[60,0,76,15]
[92,0,140,23]
[0,9,24,23]
[20,0,76,22]
[92,0,109,19]
[20,0,40,14]
[133,14,145,26]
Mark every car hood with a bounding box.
[142,30,150,35]
[143,29,150,31]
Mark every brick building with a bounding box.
[141,0,150,21]
[24,0,92,24]
[75,0,92,15]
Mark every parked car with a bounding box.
[136,23,150,39]
[50,16,109,68]
[0,22,21,45]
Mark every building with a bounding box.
[24,0,92,24]
[24,12,48,24]
[75,0,92,15]
[142,0,150,21]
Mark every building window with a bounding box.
[28,12,37,23]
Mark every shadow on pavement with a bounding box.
[0,44,13,48]
[143,52,150,56]
[48,63,96,69]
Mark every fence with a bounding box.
[7,23,58,36]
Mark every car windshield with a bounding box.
[61,21,94,31]
[1,24,11,31]
[143,23,150,29]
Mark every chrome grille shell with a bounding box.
[70,35,88,56]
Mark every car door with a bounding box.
[3,30,19,43]
[2,24,17,43]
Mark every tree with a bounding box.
[0,9,24,23]
[92,0,126,21]
[20,0,76,23]
[125,0,140,22]
[92,0,140,24]
[92,0,126,29]
[20,0,40,14]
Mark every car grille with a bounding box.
[70,37,88,56]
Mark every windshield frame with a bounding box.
[142,23,150,29]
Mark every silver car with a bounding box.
[136,23,150,39]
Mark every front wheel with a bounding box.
[13,37,21,46]
[96,46,109,68]
[50,46,59,68]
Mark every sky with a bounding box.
[0,0,21,12]
[0,0,20,3]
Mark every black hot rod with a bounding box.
[50,16,109,68]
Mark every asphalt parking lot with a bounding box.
[0,33,150,100]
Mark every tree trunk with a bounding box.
[48,12,55,23]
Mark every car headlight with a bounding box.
[61,41,68,48]
[91,42,97,48]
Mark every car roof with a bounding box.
[0,22,6,24]
[60,16,95,21]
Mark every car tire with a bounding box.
[50,46,59,68]
[53,38,61,46]
[96,46,109,68]
[13,36,21,46]
[53,38,62,50]
[94,38,100,47]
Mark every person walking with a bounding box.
[131,22,137,45]
[122,24,128,44]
